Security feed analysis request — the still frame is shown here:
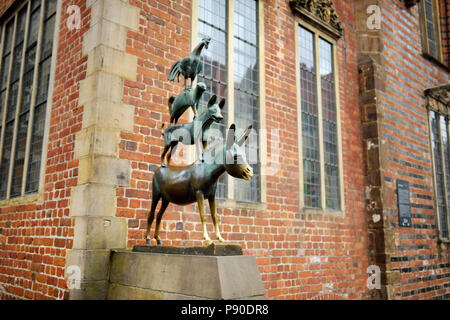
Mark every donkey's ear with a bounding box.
[227,124,236,150]
[219,98,226,109]
[208,95,217,106]
[237,125,253,146]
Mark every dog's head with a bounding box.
[203,95,224,125]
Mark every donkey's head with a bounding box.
[224,124,254,181]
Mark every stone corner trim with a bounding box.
[66,0,140,300]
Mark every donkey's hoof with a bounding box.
[145,239,151,245]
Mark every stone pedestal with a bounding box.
[107,246,266,300]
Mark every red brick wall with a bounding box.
[118,0,370,300]
[0,0,89,300]
[380,0,450,299]
[439,0,450,66]
[1,0,447,301]
[0,0,16,16]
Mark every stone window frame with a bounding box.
[190,0,267,209]
[419,0,444,64]
[293,18,345,217]
[0,0,60,206]
[425,85,450,242]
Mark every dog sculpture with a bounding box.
[168,82,207,125]
[146,124,254,245]
[161,95,225,166]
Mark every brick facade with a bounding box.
[0,0,448,300]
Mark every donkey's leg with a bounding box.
[154,198,169,245]
[196,192,212,243]
[208,196,225,242]
[145,189,161,245]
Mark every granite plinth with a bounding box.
[108,249,266,300]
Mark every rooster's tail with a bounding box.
[168,96,175,115]
[168,60,182,82]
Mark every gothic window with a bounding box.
[0,0,56,200]
[292,0,344,212]
[419,0,444,62]
[426,86,450,240]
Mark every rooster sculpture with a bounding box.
[168,36,211,89]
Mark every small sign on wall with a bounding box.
[397,179,412,227]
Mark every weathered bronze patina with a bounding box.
[146,124,253,245]
[161,95,225,166]
[168,82,206,125]
[143,37,255,247]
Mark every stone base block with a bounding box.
[108,250,266,300]
[132,243,243,256]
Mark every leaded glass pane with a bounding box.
[26,103,45,193]
[198,0,227,198]
[25,45,36,73]
[20,70,33,112]
[15,6,28,46]
[4,20,14,55]
[28,8,41,46]
[0,54,10,90]
[440,116,450,236]
[320,38,340,210]
[198,0,226,30]
[6,80,18,121]
[299,26,320,208]
[11,112,29,197]
[36,57,51,105]
[0,90,6,123]
[424,0,438,58]
[11,42,23,82]
[0,122,14,199]
[430,111,448,239]
[31,0,40,12]
[40,15,55,60]
[234,0,257,45]
[233,0,259,202]
[45,0,57,19]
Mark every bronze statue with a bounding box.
[160,95,225,166]
[144,37,254,246]
[168,36,211,89]
[145,124,254,245]
[168,82,206,125]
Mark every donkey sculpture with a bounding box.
[145,124,253,245]
[161,95,225,166]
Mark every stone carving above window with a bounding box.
[289,0,343,39]
[404,0,420,9]
[425,84,450,116]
